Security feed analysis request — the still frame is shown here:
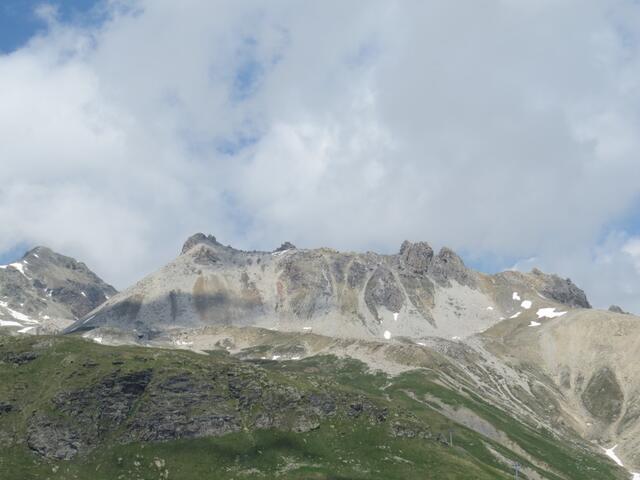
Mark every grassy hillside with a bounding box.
[0,334,626,479]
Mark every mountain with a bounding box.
[66,232,590,343]
[58,233,640,477]
[0,334,628,480]
[0,246,116,333]
[3,234,639,479]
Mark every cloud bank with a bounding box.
[1,0,640,312]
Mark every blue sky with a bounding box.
[0,0,100,53]
[0,244,28,265]
[1,1,640,313]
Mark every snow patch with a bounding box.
[510,311,521,319]
[271,355,281,360]
[8,262,27,277]
[302,326,313,331]
[416,342,426,346]
[521,300,532,309]
[8,310,34,323]
[383,330,391,340]
[602,445,623,467]
[0,320,22,327]
[452,336,461,341]
[93,337,103,344]
[486,306,494,311]
[536,308,567,319]
[18,326,35,334]
[528,321,541,327]
[0,301,38,324]
[512,292,521,301]
[393,312,399,322]
[291,356,301,360]
[81,291,87,298]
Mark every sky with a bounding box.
[1,1,640,313]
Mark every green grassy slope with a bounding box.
[0,335,626,480]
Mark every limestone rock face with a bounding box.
[66,233,594,343]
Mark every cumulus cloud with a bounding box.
[1,0,640,312]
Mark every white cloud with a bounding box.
[0,0,640,312]
[623,238,640,271]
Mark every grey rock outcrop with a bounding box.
[181,233,221,254]
[428,247,475,288]
[365,267,405,318]
[27,369,152,459]
[608,305,629,314]
[24,357,389,460]
[399,240,433,274]
[275,241,296,252]
[27,415,82,460]
[531,269,591,309]
[0,402,13,414]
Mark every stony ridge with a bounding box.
[66,233,590,342]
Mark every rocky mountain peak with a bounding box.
[399,240,433,274]
[24,246,51,260]
[274,241,296,253]
[181,233,221,254]
[0,246,116,333]
[24,246,90,272]
[435,246,464,264]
